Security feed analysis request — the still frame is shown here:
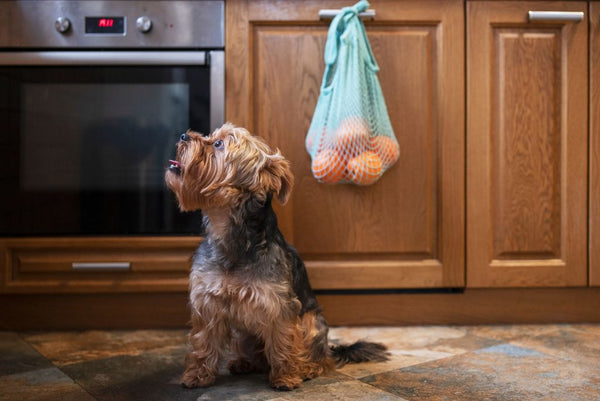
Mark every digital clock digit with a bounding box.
[85,17,125,34]
[98,18,114,27]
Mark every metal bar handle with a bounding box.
[0,51,207,66]
[72,262,131,272]
[319,9,375,20]
[209,50,225,132]
[528,11,584,22]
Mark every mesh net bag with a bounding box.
[306,0,399,186]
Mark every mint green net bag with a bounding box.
[306,0,399,186]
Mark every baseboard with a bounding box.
[1,288,599,330]
[318,287,600,325]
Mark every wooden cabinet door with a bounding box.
[226,0,464,289]
[591,2,600,287]
[467,1,588,288]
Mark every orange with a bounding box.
[347,151,383,186]
[370,135,400,168]
[311,149,345,184]
[335,117,370,158]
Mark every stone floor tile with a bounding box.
[0,332,53,376]
[511,325,600,366]
[22,330,187,367]
[4,325,600,400]
[331,326,500,379]
[60,349,357,401]
[192,373,283,401]
[58,348,192,401]
[361,343,600,401]
[271,379,408,401]
[568,323,600,336]
[466,324,563,342]
[329,326,470,350]
[0,367,96,401]
[337,348,454,379]
[330,326,499,354]
[195,371,352,401]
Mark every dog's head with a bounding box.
[165,123,293,212]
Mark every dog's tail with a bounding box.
[330,341,390,367]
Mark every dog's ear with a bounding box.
[262,154,294,205]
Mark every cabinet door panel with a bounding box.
[591,2,600,286]
[227,0,464,289]
[467,1,588,287]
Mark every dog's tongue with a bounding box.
[169,160,181,169]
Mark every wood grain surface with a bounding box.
[590,2,600,287]
[0,237,201,293]
[467,1,588,287]
[2,288,600,330]
[227,0,465,289]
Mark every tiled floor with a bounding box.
[2,325,600,401]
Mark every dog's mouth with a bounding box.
[168,159,182,175]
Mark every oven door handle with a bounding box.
[208,50,225,132]
[0,51,208,65]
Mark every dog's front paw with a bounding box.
[269,375,303,391]
[180,368,216,388]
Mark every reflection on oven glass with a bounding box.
[20,83,189,191]
[0,60,213,236]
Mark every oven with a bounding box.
[0,1,224,236]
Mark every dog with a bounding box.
[165,123,388,390]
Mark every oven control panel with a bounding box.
[0,1,224,48]
[54,16,151,35]
[83,17,127,35]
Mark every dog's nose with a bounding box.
[180,133,190,142]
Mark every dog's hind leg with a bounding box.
[299,311,335,379]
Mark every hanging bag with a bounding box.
[306,0,399,186]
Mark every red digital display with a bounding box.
[97,18,114,27]
[85,17,125,34]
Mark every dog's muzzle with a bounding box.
[168,159,182,175]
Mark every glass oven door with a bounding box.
[0,51,224,236]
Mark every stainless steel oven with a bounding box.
[0,1,224,236]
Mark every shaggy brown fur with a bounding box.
[165,123,388,390]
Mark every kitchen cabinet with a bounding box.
[467,1,588,287]
[226,0,465,289]
[4,1,600,330]
[0,238,199,293]
[591,2,600,286]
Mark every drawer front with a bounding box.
[0,237,201,293]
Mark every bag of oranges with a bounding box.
[306,0,399,186]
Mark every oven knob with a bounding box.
[55,17,71,34]
[136,16,153,33]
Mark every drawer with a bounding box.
[0,237,201,293]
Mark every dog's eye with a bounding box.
[213,140,225,150]
[180,133,190,142]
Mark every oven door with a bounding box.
[0,51,224,236]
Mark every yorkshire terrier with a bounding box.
[165,123,388,390]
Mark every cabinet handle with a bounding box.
[528,11,584,22]
[72,262,131,272]
[318,9,375,20]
